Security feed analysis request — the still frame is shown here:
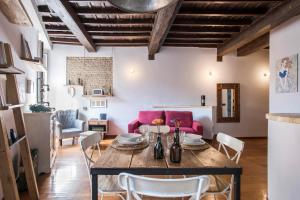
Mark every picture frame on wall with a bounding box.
[90,99,107,108]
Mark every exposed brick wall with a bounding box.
[66,57,113,95]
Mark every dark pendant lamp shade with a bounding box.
[108,0,177,13]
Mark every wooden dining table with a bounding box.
[90,137,242,200]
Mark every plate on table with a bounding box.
[183,134,205,146]
[117,133,144,145]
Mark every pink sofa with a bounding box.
[128,111,203,135]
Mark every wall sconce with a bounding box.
[263,72,269,78]
[209,71,213,76]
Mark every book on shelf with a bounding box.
[0,42,13,68]
[21,34,32,60]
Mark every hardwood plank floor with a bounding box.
[21,138,267,200]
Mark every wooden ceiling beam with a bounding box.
[237,32,269,56]
[42,16,155,24]
[182,0,283,3]
[45,25,152,32]
[167,33,232,38]
[148,0,183,60]
[47,0,96,52]
[170,25,241,32]
[164,43,218,48]
[173,17,253,26]
[217,0,300,56]
[165,39,224,43]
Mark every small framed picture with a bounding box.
[90,99,107,108]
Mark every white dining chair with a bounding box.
[118,172,210,200]
[205,132,245,200]
[80,132,125,200]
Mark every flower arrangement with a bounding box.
[29,104,52,112]
[171,119,182,128]
[152,118,164,133]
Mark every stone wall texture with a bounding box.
[66,57,113,95]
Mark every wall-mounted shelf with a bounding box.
[64,84,83,87]
[0,104,23,111]
[82,95,112,98]
[0,67,24,74]
[20,57,46,72]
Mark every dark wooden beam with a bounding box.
[237,32,269,56]
[165,39,224,43]
[46,25,152,32]
[173,17,253,26]
[217,0,300,56]
[182,0,283,3]
[148,0,183,60]
[39,5,266,17]
[47,1,96,52]
[167,33,232,39]
[42,16,155,25]
[170,25,241,32]
[164,43,218,48]
[178,6,269,16]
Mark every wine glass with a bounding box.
[179,131,186,144]
[167,133,174,148]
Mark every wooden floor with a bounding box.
[21,138,267,200]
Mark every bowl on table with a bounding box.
[117,133,144,145]
[183,133,205,146]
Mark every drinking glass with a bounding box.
[167,134,174,148]
[179,131,186,144]
[149,132,155,143]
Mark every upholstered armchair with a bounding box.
[54,109,85,146]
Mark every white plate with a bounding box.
[117,134,143,145]
[183,139,206,146]
[183,134,205,146]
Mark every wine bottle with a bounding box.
[170,127,182,163]
[9,129,17,144]
[154,133,164,159]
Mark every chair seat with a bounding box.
[98,175,124,193]
[207,175,231,193]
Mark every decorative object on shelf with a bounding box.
[92,88,103,96]
[100,113,107,120]
[0,42,24,74]
[67,87,76,97]
[21,34,32,60]
[170,119,182,163]
[29,104,52,113]
[108,0,177,12]
[275,54,298,93]
[66,57,113,96]
[9,129,17,144]
[152,118,164,160]
[201,95,206,106]
[90,99,107,108]
[26,79,34,94]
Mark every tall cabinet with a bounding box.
[23,112,56,174]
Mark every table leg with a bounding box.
[233,173,241,200]
[92,174,98,200]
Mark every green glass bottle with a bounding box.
[154,133,164,159]
[170,127,182,163]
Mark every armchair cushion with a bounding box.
[128,119,139,133]
[75,119,85,131]
[165,111,193,127]
[138,111,165,125]
[61,128,82,138]
[55,109,78,129]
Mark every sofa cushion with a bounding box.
[138,111,165,125]
[165,111,193,128]
[170,127,195,134]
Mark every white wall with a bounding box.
[0,11,40,199]
[48,44,269,137]
[268,15,300,200]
